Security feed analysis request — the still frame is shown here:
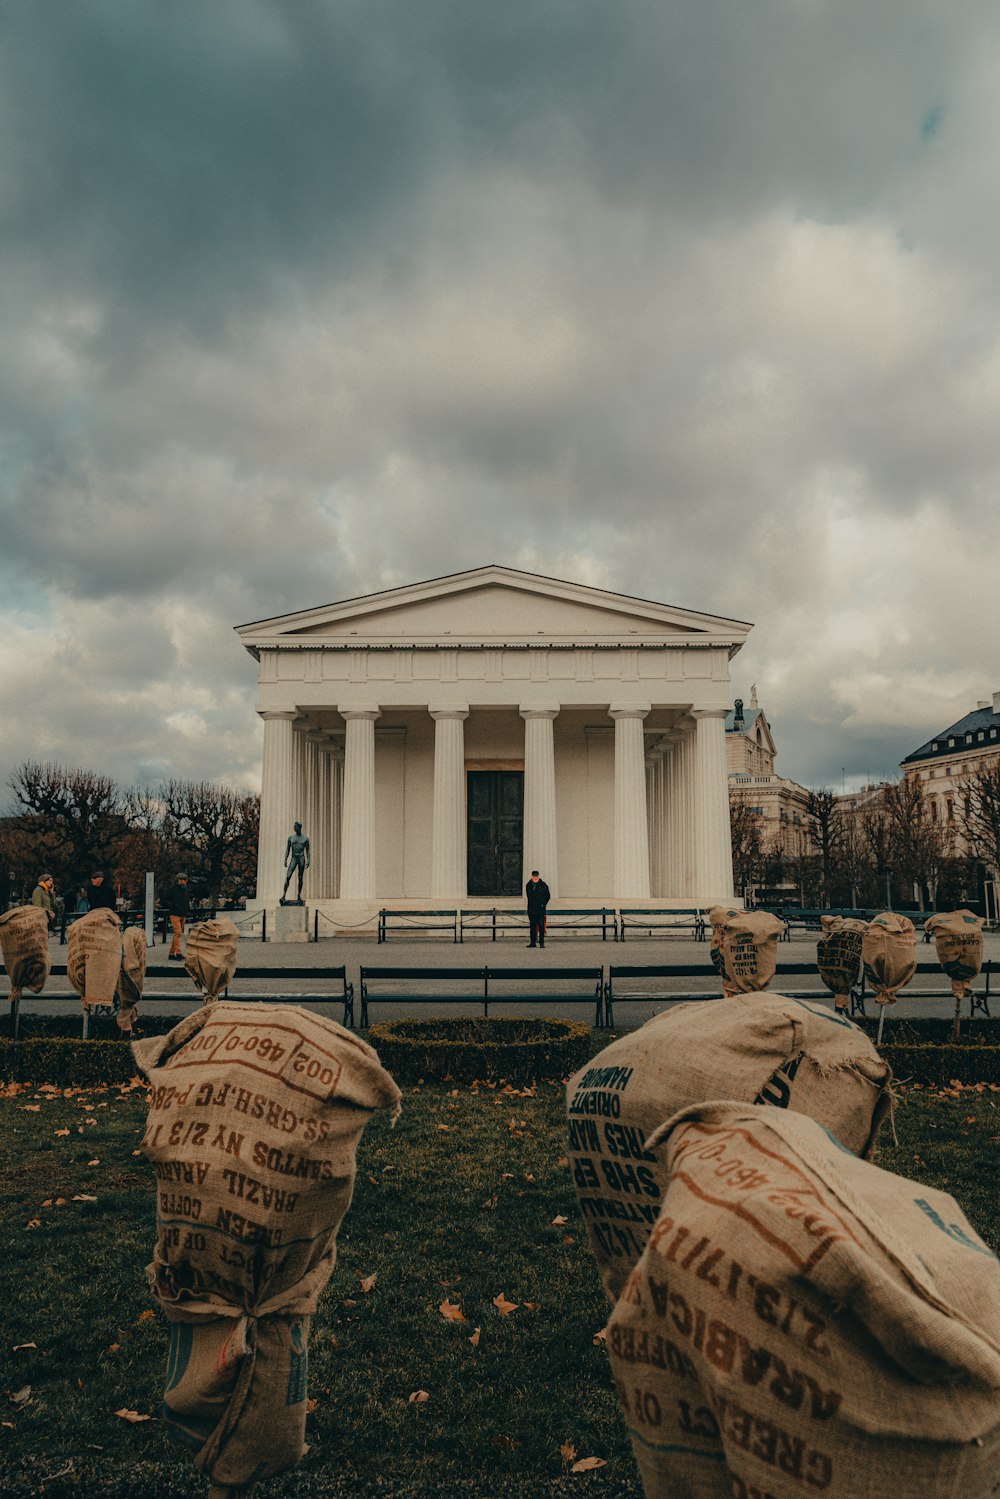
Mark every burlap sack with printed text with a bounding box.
[132,1003,401,1493]
[925,910,984,1001]
[115,927,147,1033]
[861,912,917,1006]
[67,907,122,1009]
[566,995,892,1302]
[607,1101,1000,1499]
[184,918,240,1002]
[707,907,787,995]
[816,917,867,1012]
[0,905,51,1005]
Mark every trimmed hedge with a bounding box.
[879,1043,1000,1087]
[0,1038,140,1086]
[367,1015,594,1084]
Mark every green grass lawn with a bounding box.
[1,1070,999,1497]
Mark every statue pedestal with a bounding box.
[271,904,309,943]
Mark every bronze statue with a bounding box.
[281,823,310,904]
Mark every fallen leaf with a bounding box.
[108,1344,121,1354]
[468,1327,481,1348]
[114,1409,152,1423]
[571,1457,607,1473]
[551,1215,569,1226]
[563,1235,575,1245]
[1,1422,13,1430]
[306,1398,318,1413]
[54,1128,70,1137]
[25,1220,41,1230]
[10,1387,32,1406]
[73,1194,98,1203]
[501,1172,514,1180]
[524,1301,540,1311]
[437,1124,450,1132]
[88,1159,100,1166]
[84,1118,98,1125]
[561,1441,577,1465]
[342,1298,357,1307]
[408,1390,430,1404]
[20,1105,41,1113]
[492,1292,518,1316]
[136,1310,155,1323]
[524,1172,535,1181]
[329,1334,339,1349]
[557,1155,569,1167]
[359,1274,377,1295]
[481,1194,498,1210]
[12,1344,37,1352]
[439,1299,465,1323]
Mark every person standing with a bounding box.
[31,873,57,931]
[165,873,190,962]
[86,869,117,911]
[525,870,550,949]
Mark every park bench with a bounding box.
[4,961,354,1039]
[603,962,858,1027]
[358,964,605,1026]
[377,909,459,943]
[617,908,706,942]
[458,907,615,942]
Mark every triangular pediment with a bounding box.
[236,565,752,653]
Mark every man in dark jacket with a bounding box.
[525,870,550,949]
[165,873,190,961]
[86,870,117,911]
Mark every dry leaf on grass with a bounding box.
[560,1441,577,1465]
[87,1159,100,1166]
[72,1194,98,1203]
[439,1299,465,1323]
[25,1219,40,1230]
[408,1390,430,1404]
[557,1155,569,1166]
[114,1409,152,1423]
[436,1124,450,1132]
[10,1387,32,1406]
[571,1457,607,1472]
[481,1194,498,1210]
[359,1274,377,1295]
[54,1129,70,1138]
[306,1398,318,1413]
[468,1327,481,1348]
[492,1292,518,1316]
[524,1301,540,1312]
[20,1105,41,1113]
[12,1344,37,1352]
[551,1215,568,1226]
[136,1310,155,1323]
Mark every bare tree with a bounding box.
[957,755,1000,879]
[160,780,259,902]
[881,776,953,909]
[6,762,129,891]
[729,792,765,899]
[804,788,841,907]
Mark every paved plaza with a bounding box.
[19,926,999,1031]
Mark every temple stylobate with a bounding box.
[236,566,750,924]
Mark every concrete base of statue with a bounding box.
[272,904,309,943]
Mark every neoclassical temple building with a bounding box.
[237,566,750,923]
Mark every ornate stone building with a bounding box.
[726,688,813,861]
[901,691,1000,832]
[236,566,750,923]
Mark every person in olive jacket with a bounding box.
[165,873,190,961]
[525,870,550,948]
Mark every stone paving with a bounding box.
[15,926,999,1031]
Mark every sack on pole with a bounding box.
[67,908,122,1011]
[184,918,240,1003]
[133,1003,402,1491]
[0,904,52,1006]
[707,907,787,995]
[816,916,867,1013]
[607,1101,1000,1499]
[566,994,892,1302]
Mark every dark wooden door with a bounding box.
[467,771,523,897]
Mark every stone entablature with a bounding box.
[237,566,751,921]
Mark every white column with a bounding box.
[610,705,651,900]
[662,733,682,897]
[430,709,469,900]
[675,720,698,897]
[311,737,331,899]
[292,721,307,827]
[256,711,297,904]
[339,708,380,901]
[329,745,344,899]
[692,708,735,901]
[520,707,559,893]
[302,734,320,894]
[646,742,667,899]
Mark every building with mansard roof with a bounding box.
[236,565,751,929]
[901,690,1000,832]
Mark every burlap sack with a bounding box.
[566,995,892,1302]
[115,927,147,1033]
[924,909,984,1001]
[184,918,239,1002]
[707,907,787,995]
[0,904,51,1004]
[133,1003,402,1491]
[607,1102,1000,1499]
[816,917,867,1012]
[861,911,917,1006]
[67,907,122,1009]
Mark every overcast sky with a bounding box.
[2,1,999,801]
